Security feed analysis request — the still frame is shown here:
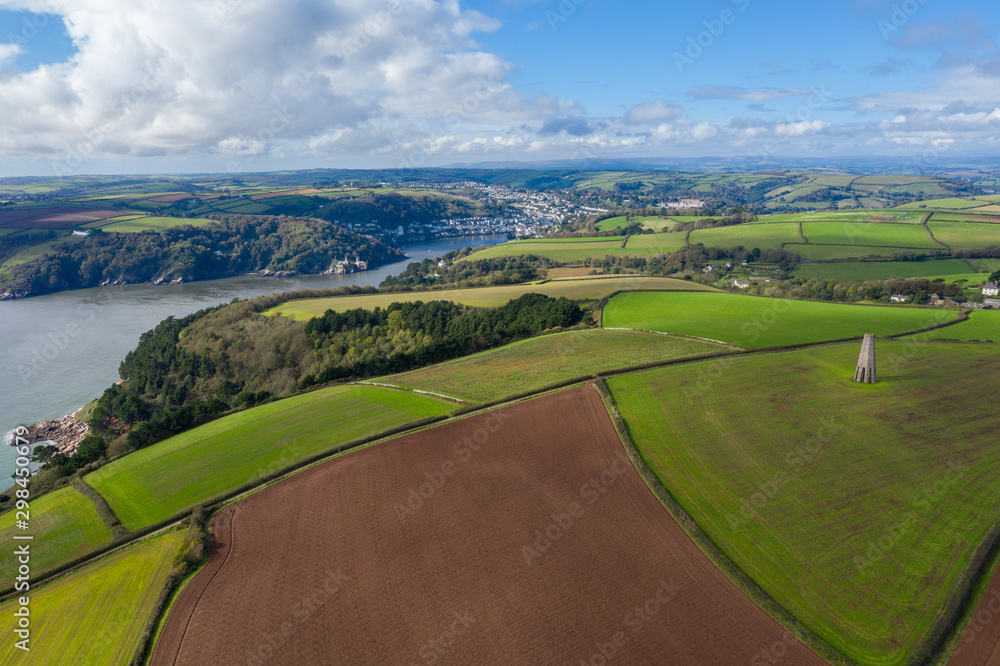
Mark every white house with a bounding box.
[982,282,999,297]
[732,279,750,289]
[71,229,91,237]
[890,294,910,303]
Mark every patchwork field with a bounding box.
[384,329,724,403]
[266,276,716,320]
[790,259,980,282]
[607,342,1000,664]
[602,291,957,347]
[927,220,1000,251]
[460,237,630,262]
[688,222,802,249]
[801,221,940,248]
[0,530,184,665]
[0,486,112,582]
[100,216,215,232]
[0,207,126,229]
[151,387,824,666]
[86,385,454,530]
[922,309,1000,342]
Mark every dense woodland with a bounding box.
[315,192,504,232]
[1,215,404,298]
[30,290,584,486]
[379,252,558,290]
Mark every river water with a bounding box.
[0,234,506,482]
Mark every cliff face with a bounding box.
[23,416,90,456]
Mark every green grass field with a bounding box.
[266,276,715,320]
[789,244,929,260]
[790,259,978,282]
[608,342,1000,665]
[0,530,184,665]
[921,309,1000,342]
[101,216,214,232]
[383,329,724,403]
[602,291,956,347]
[688,223,802,249]
[620,233,689,254]
[899,197,996,210]
[926,220,1000,251]
[755,211,922,224]
[0,486,112,581]
[801,222,940,248]
[86,385,454,530]
[460,238,637,262]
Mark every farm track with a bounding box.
[922,212,952,251]
[150,386,827,666]
[949,559,1000,666]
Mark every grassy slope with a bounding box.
[0,530,184,665]
[602,291,958,347]
[460,238,628,262]
[0,486,112,580]
[791,244,922,260]
[100,216,214,232]
[927,220,1000,250]
[790,259,979,281]
[689,223,802,249]
[265,277,715,321]
[87,385,454,530]
[801,222,940,248]
[384,329,724,403]
[922,309,1000,342]
[607,342,1000,665]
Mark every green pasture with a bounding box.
[801,221,940,248]
[900,198,996,210]
[266,276,715,321]
[920,309,1000,342]
[602,291,956,347]
[790,259,983,283]
[86,385,454,530]
[620,233,689,254]
[926,220,1000,250]
[101,216,214,233]
[608,342,1000,664]
[0,531,184,665]
[688,223,802,249]
[461,238,629,262]
[0,486,111,582]
[385,329,723,403]
[790,244,931,261]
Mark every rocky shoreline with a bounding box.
[14,414,90,457]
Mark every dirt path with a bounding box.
[949,568,1000,666]
[151,386,826,665]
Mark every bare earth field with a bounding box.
[151,386,824,665]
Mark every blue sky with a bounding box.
[0,0,997,175]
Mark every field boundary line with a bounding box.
[592,379,851,665]
[71,475,129,540]
[799,220,809,243]
[922,212,952,252]
[602,327,740,347]
[353,381,467,403]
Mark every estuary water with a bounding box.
[0,234,506,483]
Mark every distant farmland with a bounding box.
[602,291,957,347]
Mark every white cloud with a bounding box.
[0,0,574,171]
[775,120,831,136]
[624,100,682,125]
[0,43,23,66]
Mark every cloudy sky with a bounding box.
[0,0,997,175]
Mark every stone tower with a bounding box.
[854,334,877,384]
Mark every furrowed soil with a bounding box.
[151,386,824,666]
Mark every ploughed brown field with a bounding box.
[949,570,1000,666]
[151,386,824,665]
[0,207,125,228]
